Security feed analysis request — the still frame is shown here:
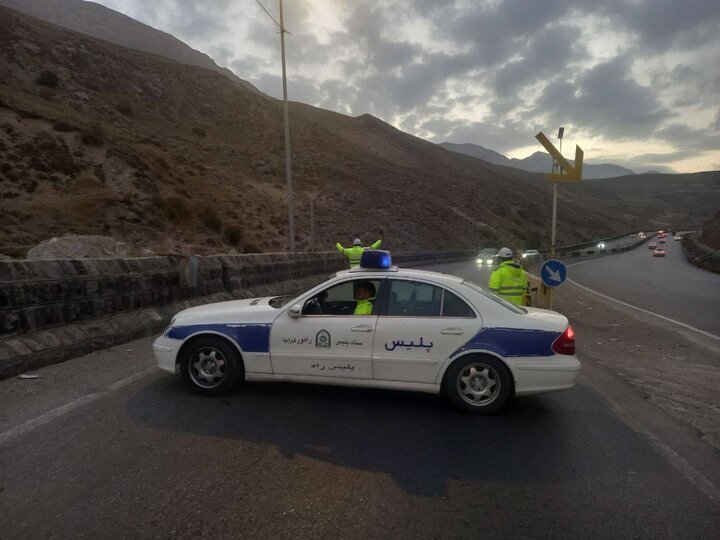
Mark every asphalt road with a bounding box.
[1,250,719,538]
[566,238,720,336]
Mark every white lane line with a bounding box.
[0,367,156,447]
[568,278,720,342]
[579,375,720,502]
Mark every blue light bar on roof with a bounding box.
[360,250,392,269]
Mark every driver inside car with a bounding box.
[353,281,376,315]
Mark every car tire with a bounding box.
[179,336,244,396]
[444,355,513,414]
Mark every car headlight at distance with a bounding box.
[597,242,606,249]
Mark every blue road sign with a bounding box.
[541,259,567,288]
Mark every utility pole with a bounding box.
[548,127,564,310]
[257,0,295,251]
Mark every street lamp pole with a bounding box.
[278,0,295,252]
[256,0,295,252]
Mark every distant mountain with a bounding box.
[0,0,264,96]
[440,142,636,179]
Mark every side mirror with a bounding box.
[288,303,302,318]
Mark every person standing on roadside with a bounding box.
[335,237,382,268]
[489,247,529,306]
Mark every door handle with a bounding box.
[441,328,464,335]
[351,325,374,332]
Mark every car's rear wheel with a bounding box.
[179,336,243,396]
[444,355,512,413]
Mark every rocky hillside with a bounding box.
[0,0,262,96]
[0,6,718,257]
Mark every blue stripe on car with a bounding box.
[452,327,560,358]
[166,323,272,353]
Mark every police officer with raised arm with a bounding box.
[335,237,382,268]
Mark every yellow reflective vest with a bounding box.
[335,239,382,268]
[353,299,373,315]
[489,261,529,306]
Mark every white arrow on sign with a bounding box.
[545,267,562,282]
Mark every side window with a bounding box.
[302,280,380,316]
[442,290,476,318]
[386,280,442,317]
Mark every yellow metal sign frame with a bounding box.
[535,131,584,181]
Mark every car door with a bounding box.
[372,279,481,383]
[269,278,383,379]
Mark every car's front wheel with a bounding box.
[179,336,243,396]
[444,355,512,413]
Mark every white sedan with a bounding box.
[153,251,580,413]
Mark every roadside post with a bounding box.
[539,259,567,309]
[534,129,583,309]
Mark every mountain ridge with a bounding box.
[0,0,265,97]
[440,142,636,179]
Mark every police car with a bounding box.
[153,251,580,413]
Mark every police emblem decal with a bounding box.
[316,329,331,348]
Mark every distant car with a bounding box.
[476,248,498,266]
[153,250,580,414]
[653,248,667,257]
[522,249,541,260]
[659,238,666,243]
[673,236,682,241]
[630,234,636,238]
[648,243,658,249]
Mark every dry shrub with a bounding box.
[116,100,133,116]
[199,204,223,230]
[82,123,106,146]
[224,224,243,246]
[36,70,58,88]
[73,174,103,191]
[52,120,76,132]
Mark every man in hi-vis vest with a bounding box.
[335,238,382,268]
[488,247,529,306]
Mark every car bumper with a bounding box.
[509,355,581,396]
[153,334,180,374]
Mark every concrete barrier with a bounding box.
[0,250,473,378]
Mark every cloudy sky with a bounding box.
[95,0,720,173]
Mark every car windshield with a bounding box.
[268,274,337,308]
[461,280,526,314]
[479,248,497,255]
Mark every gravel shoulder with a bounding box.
[555,282,720,455]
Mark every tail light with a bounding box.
[552,325,575,355]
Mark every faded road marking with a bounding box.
[0,367,156,447]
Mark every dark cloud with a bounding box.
[95,0,719,171]
[492,25,588,95]
[655,123,720,151]
[631,150,702,164]
[533,56,672,138]
[608,0,720,52]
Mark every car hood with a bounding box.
[172,297,280,325]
